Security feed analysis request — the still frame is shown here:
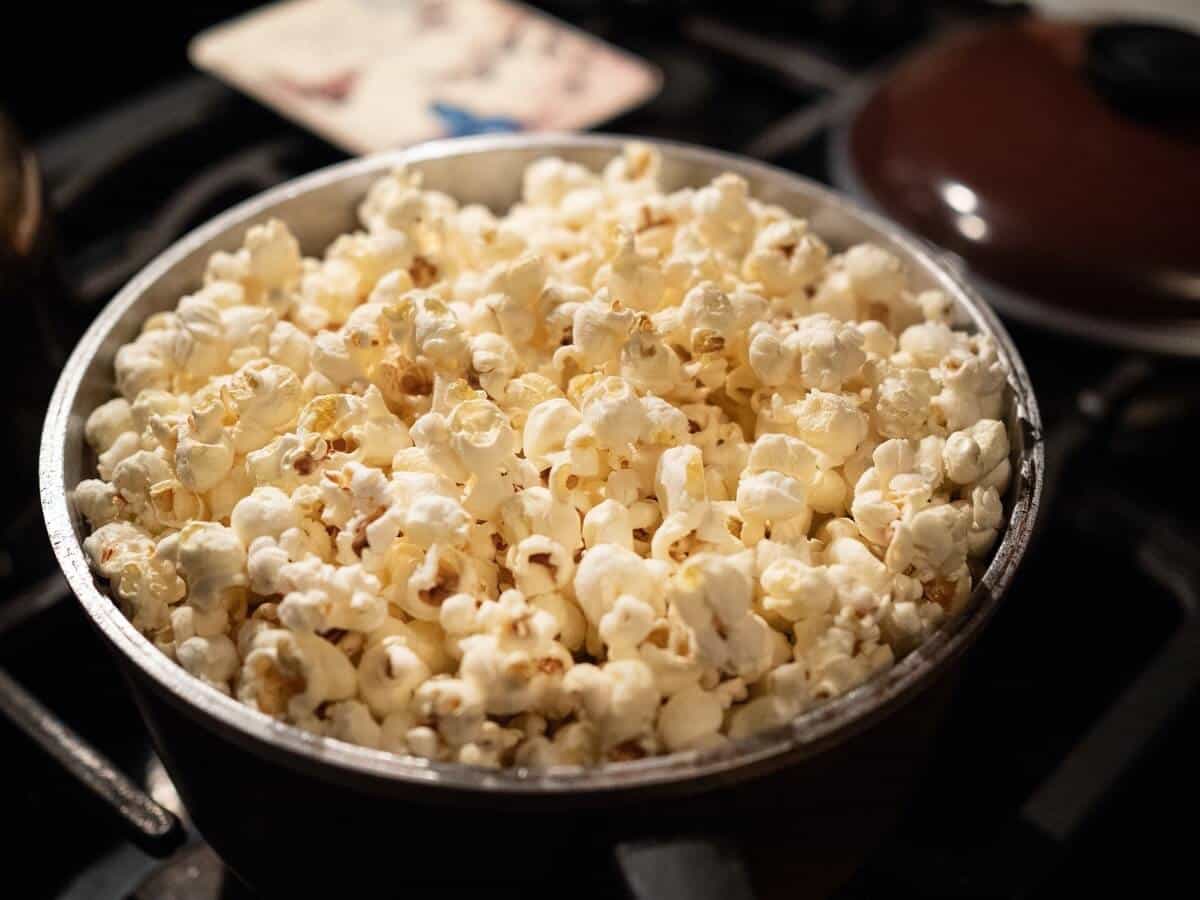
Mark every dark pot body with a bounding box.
[113,633,955,895]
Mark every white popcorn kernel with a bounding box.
[600,229,666,312]
[530,591,587,652]
[171,522,246,613]
[359,637,432,717]
[558,297,634,372]
[564,659,661,753]
[325,700,383,749]
[85,398,135,454]
[96,431,141,482]
[402,494,471,549]
[967,485,1004,557]
[918,289,953,323]
[231,487,299,547]
[277,558,387,634]
[579,376,649,452]
[384,288,469,371]
[583,499,634,550]
[244,219,302,291]
[657,684,724,752]
[874,367,938,440]
[655,445,708,522]
[793,390,868,465]
[736,470,808,523]
[174,401,235,493]
[449,398,515,471]
[523,156,597,207]
[177,634,238,693]
[523,398,582,468]
[760,558,834,622]
[574,543,668,626]
[508,535,574,597]
[148,479,206,530]
[402,545,479,623]
[844,243,904,304]
[788,314,867,392]
[598,595,657,655]
[498,486,583,554]
[240,629,357,719]
[944,419,1009,489]
[74,479,123,528]
[621,328,683,396]
[678,281,736,354]
[899,322,956,367]
[268,321,313,376]
[747,324,795,387]
[943,431,982,484]
[747,433,818,483]
[604,141,661,186]
[743,219,827,296]
[858,320,897,357]
[668,552,773,681]
[83,522,184,633]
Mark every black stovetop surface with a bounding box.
[3,4,1197,898]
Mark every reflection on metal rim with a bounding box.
[41,133,1044,795]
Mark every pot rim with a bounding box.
[40,132,1043,795]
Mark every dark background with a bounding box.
[2,2,1197,898]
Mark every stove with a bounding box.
[2,4,1197,898]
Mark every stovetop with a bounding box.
[3,4,1198,898]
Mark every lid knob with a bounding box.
[1085,23,1200,121]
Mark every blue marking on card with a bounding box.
[431,101,523,137]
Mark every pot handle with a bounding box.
[0,666,186,858]
[614,836,757,900]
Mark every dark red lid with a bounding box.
[848,19,1200,322]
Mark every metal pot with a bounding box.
[39,134,1043,896]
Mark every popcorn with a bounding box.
[597,228,665,312]
[582,499,634,550]
[79,144,1011,769]
[574,544,668,625]
[75,479,123,527]
[563,659,661,756]
[944,419,1010,491]
[578,376,648,452]
[169,522,247,613]
[85,398,135,454]
[230,487,299,547]
[523,398,582,468]
[174,401,235,493]
[83,522,184,633]
[668,552,774,681]
[244,219,303,293]
[790,314,866,392]
[743,219,827,297]
[239,629,357,719]
[276,557,387,634]
[792,390,869,465]
[359,637,431,717]
[844,244,904,304]
[177,634,239,694]
[657,683,727,752]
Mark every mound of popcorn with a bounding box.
[76,144,1010,768]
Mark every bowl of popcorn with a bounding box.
[42,134,1041,890]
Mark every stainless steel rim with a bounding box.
[41,132,1043,794]
[826,93,1200,357]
